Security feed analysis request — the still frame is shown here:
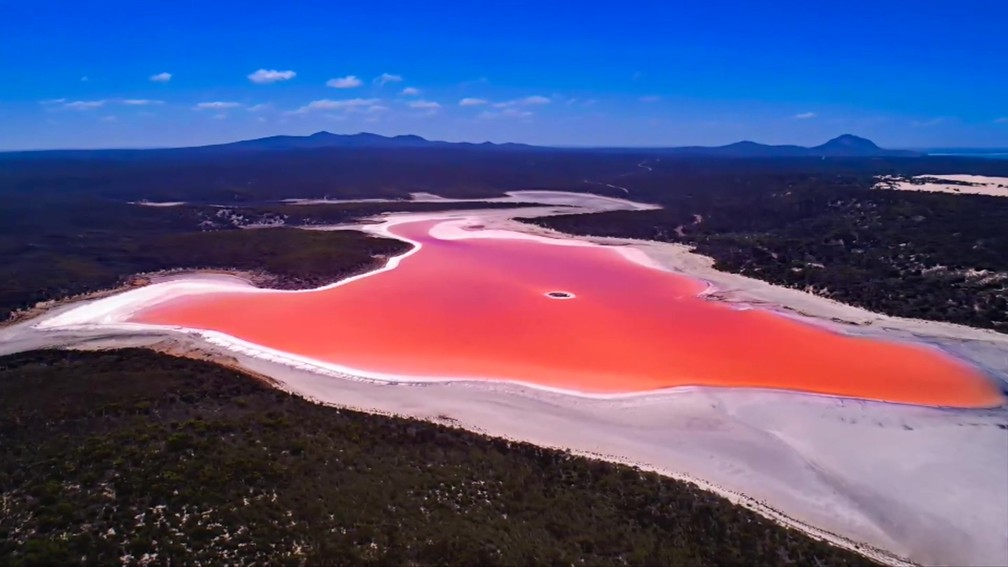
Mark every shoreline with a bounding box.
[34,211,1004,408]
[6,190,1008,566]
[165,339,916,567]
[54,315,1008,410]
[70,336,913,566]
[130,331,1001,567]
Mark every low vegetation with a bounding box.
[0,198,532,320]
[5,149,1007,330]
[526,160,1008,331]
[0,349,876,566]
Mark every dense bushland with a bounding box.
[0,349,876,566]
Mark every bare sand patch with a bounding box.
[875,174,1008,197]
[128,200,188,207]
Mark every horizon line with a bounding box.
[3,130,1008,153]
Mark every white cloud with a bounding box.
[374,72,403,86]
[459,97,488,106]
[408,100,441,110]
[503,108,533,118]
[401,87,421,96]
[640,95,661,103]
[995,117,1008,124]
[44,98,164,110]
[195,101,242,110]
[248,69,296,84]
[479,108,534,120]
[519,95,551,105]
[326,75,362,89]
[494,95,551,108]
[63,100,107,110]
[247,103,271,112]
[150,72,172,82]
[294,98,380,113]
[794,112,817,119]
[367,105,389,113]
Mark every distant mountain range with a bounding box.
[2,131,921,158]
[203,132,920,158]
[652,134,922,158]
[207,131,536,152]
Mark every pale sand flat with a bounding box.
[875,174,1008,197]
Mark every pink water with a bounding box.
[132,220,1003,408]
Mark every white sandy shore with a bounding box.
[875,174,1008,197]
[282,197,396,205]
[35,217,662,336]
[285,190,661,210]
[6,190,1008,566]
[128,200,188,207]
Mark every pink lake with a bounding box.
[132,220,1004,408]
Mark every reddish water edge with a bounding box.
[133,220,1003,408]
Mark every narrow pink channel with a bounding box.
[132,220,1004,408]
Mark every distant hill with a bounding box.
[0,132,920,158]
[207,132,918,157]
[653,135,921,158]
[200,131,537,152]
[812,134,900,156]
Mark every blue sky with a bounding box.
[2,0,1006,149]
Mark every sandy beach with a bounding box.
[4,191,1007,566]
